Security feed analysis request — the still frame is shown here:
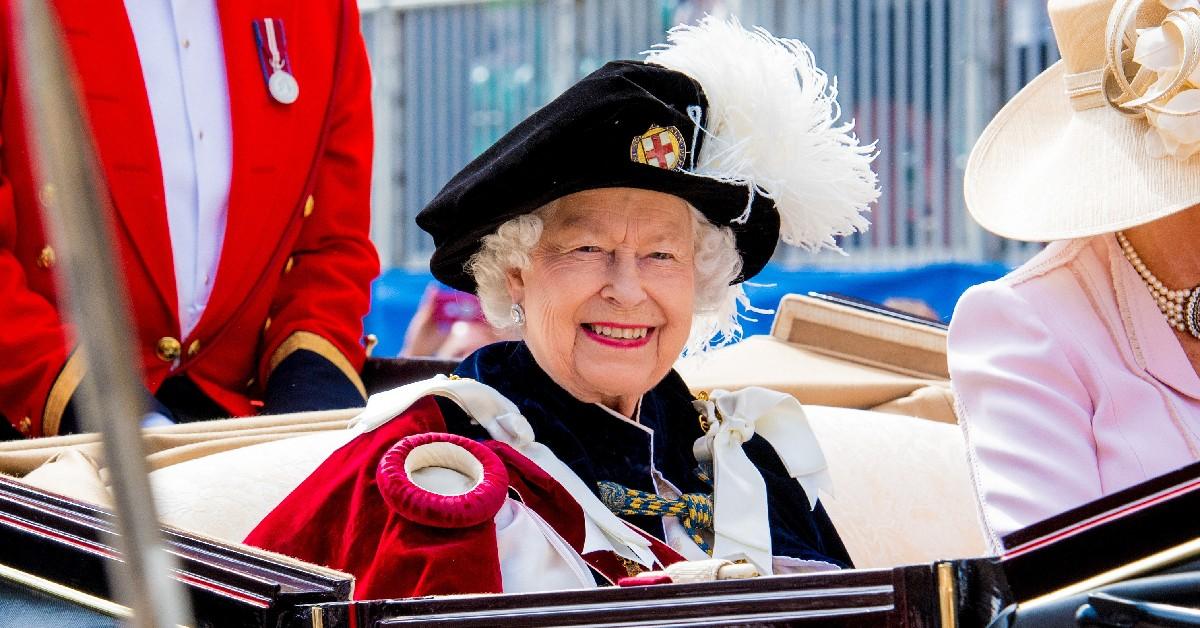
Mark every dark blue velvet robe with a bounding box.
[436,341,852,568]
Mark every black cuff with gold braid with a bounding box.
[262,348,367,415]
[268,331,366,397]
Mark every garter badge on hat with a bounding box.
[630,126,686,171]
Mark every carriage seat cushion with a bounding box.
[18,449,113,509]
[805,406,987,567]
[149,429,359,541]
[676,336,956,423]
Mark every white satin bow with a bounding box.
[693,387,833,575]
[353,375,658,568]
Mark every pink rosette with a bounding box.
[376,432,510,528]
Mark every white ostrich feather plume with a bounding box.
[645,16,879,252]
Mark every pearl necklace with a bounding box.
[1117,231,1200,339]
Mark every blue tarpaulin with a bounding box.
[363,262,1010,358]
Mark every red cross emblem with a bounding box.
[630,126,686,171]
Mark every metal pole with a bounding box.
[10,1,195,626]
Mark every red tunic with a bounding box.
[0,0,379,436]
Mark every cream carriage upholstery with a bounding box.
[0,295,987,571]
[0,411,358,541]
[674,295,984,566]
[676,295,958,425]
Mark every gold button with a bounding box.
[246,377,256,388]
[187,339,201,357]
[284,256,295,274]
[302,195,315,217]
[36,245,56,269]
[263,317,272,332]
[155,337,181,361]
[18,416,31,435]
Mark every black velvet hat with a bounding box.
[418,18,879,294]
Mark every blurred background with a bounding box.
[356,0,1059,356]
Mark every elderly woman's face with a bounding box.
[506,188,695,416]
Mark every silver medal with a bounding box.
[268,70,299,105]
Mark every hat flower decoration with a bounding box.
[965,0,1200,242]
[1111,0,1200,159]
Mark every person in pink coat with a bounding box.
[949,0,1200,551]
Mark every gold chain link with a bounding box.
[696,390,712,432]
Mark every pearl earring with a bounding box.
[510,303,525,326]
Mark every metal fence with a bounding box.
[360,0,1057,270]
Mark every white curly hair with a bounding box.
[467,202,751,356]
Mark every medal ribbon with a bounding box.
[251,18,293,84]
[264,18,287,74]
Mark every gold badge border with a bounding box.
[629,125,688,172]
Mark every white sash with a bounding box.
[694,387,833,574]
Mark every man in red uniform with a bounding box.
[0,0,379,437]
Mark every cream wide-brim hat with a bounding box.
[965,0,1200,242]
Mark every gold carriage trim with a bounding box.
[43,347,87,437]
[1021,537,1200,611]
[0,563,129,619]
[269,331,367,400]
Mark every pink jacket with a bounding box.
[948,235,1200,549]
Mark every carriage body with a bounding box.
[0,294,1193,627]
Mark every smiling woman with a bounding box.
[467,189,741,416]
[470,192,744,357]
[501,190,698,417]
[244,16,880,599]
